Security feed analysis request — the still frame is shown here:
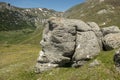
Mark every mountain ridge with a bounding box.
[0,2,62,31]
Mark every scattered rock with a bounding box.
[97,9,114,15]
[103,33,120,50]
[114,49,120,67]
[89,59,101,67]
[101,26,120,36]
[113,49,120,72]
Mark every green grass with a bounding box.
[0,16,119,79]
[0,25,43,45]
[64,0,120,28]
[0,44,41,80]
[0,44,120,80]
[0,30,32,44]
[20,27,43,45]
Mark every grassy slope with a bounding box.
[0,1,120,79]
[0,44,40,80]
[0,25,120,80]
[0,21,120,80]
[0,24,43,80]
[0,25,43,45]
[64,0,120,28]
[0,45,120,80]
[0,7,36,31]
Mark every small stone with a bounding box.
[89,59,100,67]
[114,49,120,67]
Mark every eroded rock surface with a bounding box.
[35,17,120,73]
[101,26,120,36]
[102,26,120,50]
[72,31,100,67]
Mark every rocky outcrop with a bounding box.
[102,26,120,50]
[103,33,120,50]
[35,17,120,73]
[35,18,102,73]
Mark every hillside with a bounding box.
[0,1,120,80]
[64,0,120,28]
[0,18,120,80]
[0,2,61,44]
[0,2,61,31]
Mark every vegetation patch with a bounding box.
[0,45,120,80]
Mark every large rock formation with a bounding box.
[35,18,101,73]
[35,17,120,73]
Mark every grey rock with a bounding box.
[35,63,58,73]
[101,26,120,36]
[75,20,91,31]
[72,31,100,61]
[87,22,103,50]
[103,33,120,50]
[36,18,77,72]
[115,67,120,73]
[89,59,101,67]
[87,22,100,31]
[114,49,120,72]
[37,51,70,65]
[94,31,103,50]
[36,18,102,72]
[65,19,91,31]
[72,61,87,68]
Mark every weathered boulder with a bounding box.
[35,18,101,72]
[35,18,76,73]
[103,33,120,50]
[101,26,120,36]
[72,31,100,66]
